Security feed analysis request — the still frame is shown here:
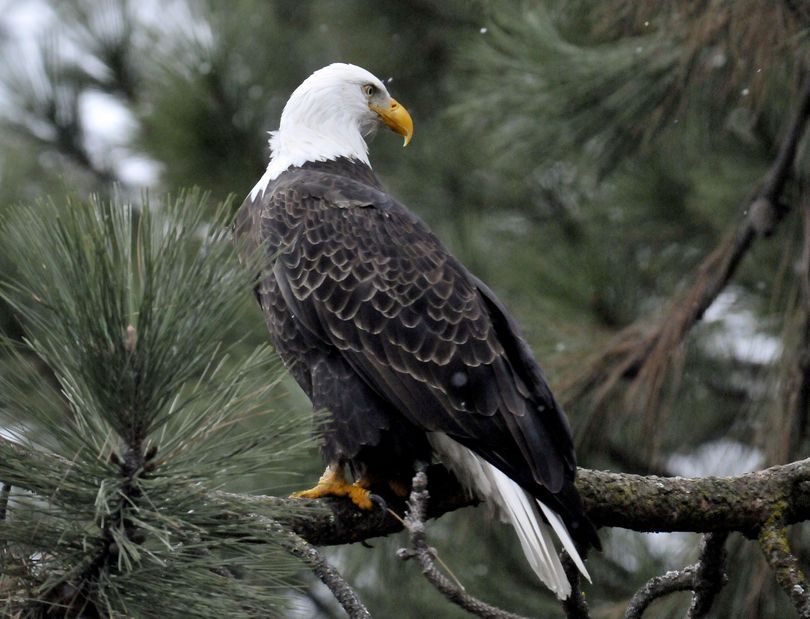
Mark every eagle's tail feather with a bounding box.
[536,498,591,583]
[489,465,571,597]
[427,433,589,600]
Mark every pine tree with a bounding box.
[0,192,314,617]
[2,1,810,617]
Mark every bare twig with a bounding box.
[397,466,533,619]
[272,522,372,619]
[560,551,590,619]
[758,523,810,618]
[622,532,728,619]
[686,532,729,619]
[624,565,695,619]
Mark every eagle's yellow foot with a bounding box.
[291,465,374,510]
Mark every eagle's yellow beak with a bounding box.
[371,98,413,146]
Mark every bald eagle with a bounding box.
[235,63,599,598]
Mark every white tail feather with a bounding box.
[429,433,589,599]
[537,500,591,582]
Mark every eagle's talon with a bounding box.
[369,492,387,514]
[290,465,375,510]
[346,483,374,510]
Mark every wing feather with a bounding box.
[261,174,575,494]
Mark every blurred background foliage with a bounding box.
[1,0,809,617]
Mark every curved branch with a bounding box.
[396,467,531,619]
[758,524,810,618]
[624,566,695,619]
[272,522,372,619]
[621,532,728,619]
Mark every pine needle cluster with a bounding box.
[0,192,309,618]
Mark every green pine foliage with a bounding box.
[0,193,310,617]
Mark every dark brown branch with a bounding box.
[758,524,810,618]
[396,467,532,619]
[624,565,695,619]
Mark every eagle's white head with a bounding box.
[251,63,413,199]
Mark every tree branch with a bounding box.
[622,532,728,619]
[624,565,695,619]
[579,460,810,534]
[560,551,590,619]
[7,436,810,545]
[569,71,810,447]
[686,532,729,618]
[396,466,532,619]
[269,521,372,619]
[758,524,810,618]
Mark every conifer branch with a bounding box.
[8,435,810,617]
[570,71,810,437]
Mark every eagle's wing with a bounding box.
[262,174,575,494]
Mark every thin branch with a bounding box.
[270,522,372,619]
[623,532,728,619]
[396,466,532,619]
[758,524,810,618]
[624,565,695,619]
[560,551,590,619]
[686,532,729,619]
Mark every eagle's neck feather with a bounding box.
[250,117,372,201]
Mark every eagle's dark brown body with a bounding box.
[235,157,598,549]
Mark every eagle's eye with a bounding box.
[362,84,377,98]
